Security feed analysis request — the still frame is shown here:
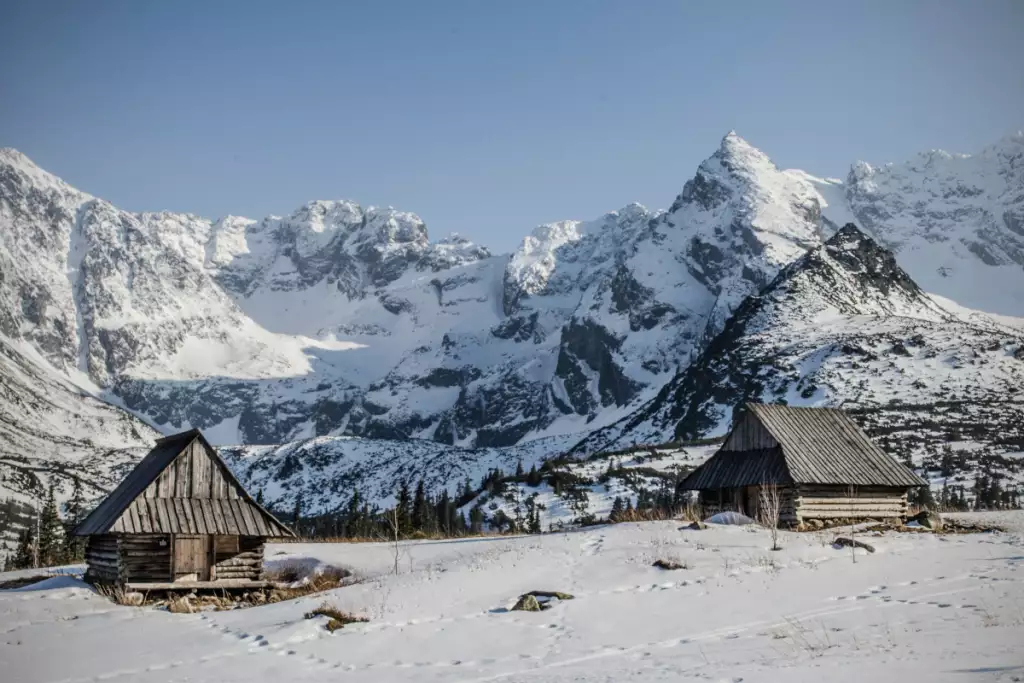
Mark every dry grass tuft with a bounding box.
[166,595,197,614]
[95,583,145,606]
[304,601,368,632]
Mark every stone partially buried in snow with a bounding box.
[705,511,756,526]
[912,510,944,531]
[511,594,543,612]
[511,591,575,612]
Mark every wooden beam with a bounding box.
[124,580,270,590]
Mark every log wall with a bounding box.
[121,534,172,582]
[212,535,264,581]
[794,485,908,522]
[698,484,908,527]
[84,535,120,583]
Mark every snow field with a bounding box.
[2,512,1023,682]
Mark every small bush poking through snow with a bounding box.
[304,601,368,632]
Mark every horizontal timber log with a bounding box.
[86,542,118,550]
[214,559,260,568]
[794,499,909,505]
[121,551,170,558]
[795,487,907,497]
[799,510,903,519]
[214,552,261,561]
[85,550,119,560]
[796,502,907,509]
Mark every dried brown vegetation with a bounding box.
[305,601,369,632]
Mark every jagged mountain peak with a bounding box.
[0,146,84,197]
[715,130,774,169]
[763,222,950,322]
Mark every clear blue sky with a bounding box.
[2,1,1021,253]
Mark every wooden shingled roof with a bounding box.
[75,429,294,537]
[681,448,791,490]
[682,403,926,490]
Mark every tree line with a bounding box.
[284,462,547,540]
[4,480,88,571]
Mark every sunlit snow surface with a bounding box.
[2,512,1022,683]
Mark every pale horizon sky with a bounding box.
[2,1,1021,252]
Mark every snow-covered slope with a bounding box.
[4,513,1024,683]
[0,333,157,506]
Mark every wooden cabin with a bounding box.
[75,429,294,589]
[680,403,926,527]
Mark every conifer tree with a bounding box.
[292,494,303,535]
[526,464,542,487]
[38,486,63,567]
[468,505,484,534]
[515,461,524,478]
[459,478,475,506]
[12,526,35,570]
[396,481,412,535]
[62,478,87,562]
[528,505,541,534]
[412,479,428,531]
[609,496,624,521]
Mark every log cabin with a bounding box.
[680,403,926,528]
[75,429,294,589]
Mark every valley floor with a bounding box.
[2,513,1023,682]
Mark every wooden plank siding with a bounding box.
[721,411,780,451]
[105,438,289,536]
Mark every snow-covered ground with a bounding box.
[3,512,1023,682]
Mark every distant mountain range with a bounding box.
[1,131,1021,517]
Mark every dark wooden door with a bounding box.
[173,535,210,581]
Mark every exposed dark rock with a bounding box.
[832,537,876,553]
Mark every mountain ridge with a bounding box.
[1,132,1022,520]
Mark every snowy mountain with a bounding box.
[572,224,1024,489]
[1,131,1022,515]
